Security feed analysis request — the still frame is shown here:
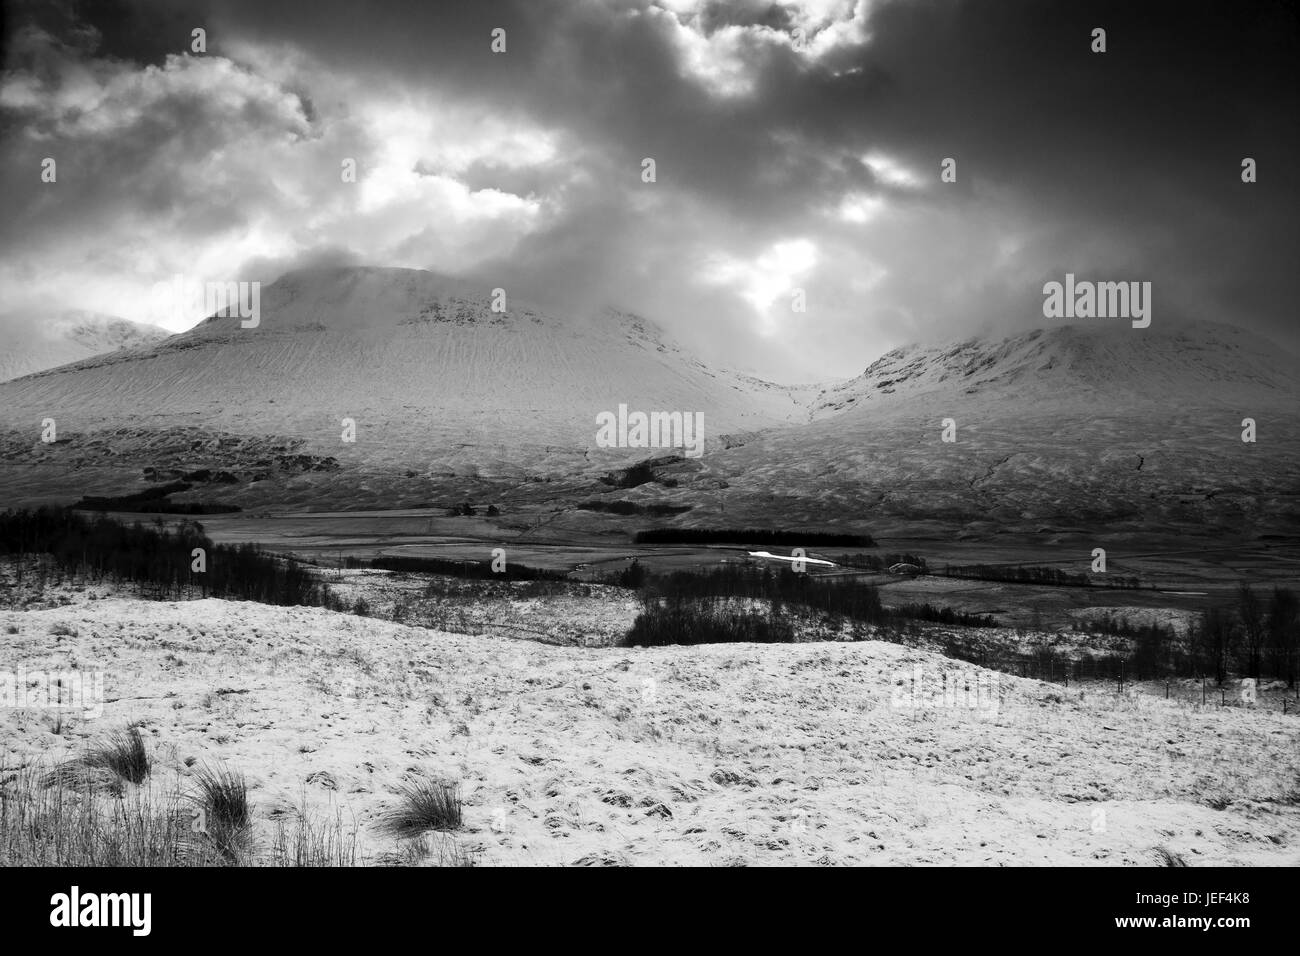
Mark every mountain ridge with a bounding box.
[0,267,1293,533]
[0,310,170,384]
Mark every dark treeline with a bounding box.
[645,564,886,622]
[624,603,795,647]
[633,528,874,547]
[1063,586,1299,685]
[621,564,996,646]
[938,637,1135,685]
[896,602,999,628]
[577,500,692,517]
[355,554,567,582]
[73,481,241,514]
[0,507,329,606]
[1184,585,1299,685]
[942,563,1140,589]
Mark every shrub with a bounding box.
[623,600,795,647]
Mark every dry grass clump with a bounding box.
[41,725,151,791]
[375,777,463,838]
[182,763,254,864]
[1,763,182,866]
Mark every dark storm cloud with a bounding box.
[2,0,1296,378]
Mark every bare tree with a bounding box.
[1237,584,1265,680]
[1267,587,1299,687]
[1192,606,1235,686]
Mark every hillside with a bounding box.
[0,311,170,384]
[3,596,1295,866]
[674,321,1300,536]
[0,280,1294,532]
[807,321,1296,419]
[0,267,814,506]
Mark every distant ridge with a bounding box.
[0,310,169,383]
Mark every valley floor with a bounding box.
[2,596,1297,866]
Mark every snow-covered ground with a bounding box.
[0,310,169,384]
[3,596,1296,866]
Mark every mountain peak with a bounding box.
[186,265,556,337]
[809,319,1297,419]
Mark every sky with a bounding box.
[1,0,1296,381]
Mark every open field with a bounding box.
[134,508,1300,633]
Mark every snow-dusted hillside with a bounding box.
[0,276,1294,531]
[4,596,1296,866]
[807,320,1297,419]
[0,267,808,474]
[693,321,1300,535]
[0,311,169,383]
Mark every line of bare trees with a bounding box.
[1182,584,1298,686]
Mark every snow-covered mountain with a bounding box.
[0,310,170,383]
[806,320,1296,420]
[697,321,1300,535]
[0,267,813,501]
[0,270,1293,532]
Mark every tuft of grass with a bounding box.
[2,763,184,866]
[268,801,359,867]
[375,777,462,838]
[2,756,363,866]
[42,725,151,790]
[187,763,253,863]
[97,726,151,784]
[1154,845,1189,867]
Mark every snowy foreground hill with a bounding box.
[3,596,1296,866]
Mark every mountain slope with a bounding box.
[0,267,812,503]
[690,321,1300,535]
[0,311,170,383]
[1,275,1293,533]
[807,320,1296,419]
